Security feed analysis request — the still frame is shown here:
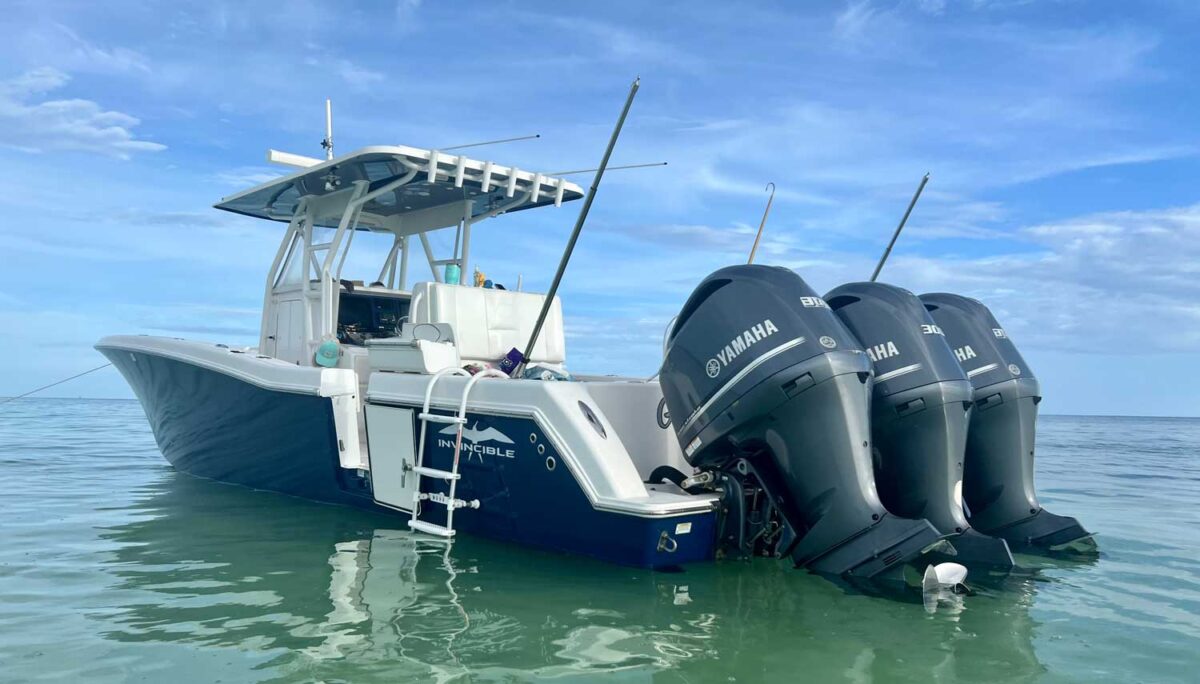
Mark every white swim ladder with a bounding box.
[408,367,509,538]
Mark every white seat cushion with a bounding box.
[409,282,566,365]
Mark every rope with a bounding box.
[0,363,113,406]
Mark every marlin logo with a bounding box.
[438,422,516,460]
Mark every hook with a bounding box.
[765,181,775,194]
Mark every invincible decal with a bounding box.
[438,422,516,460]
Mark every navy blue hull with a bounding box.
[101,347,714,569]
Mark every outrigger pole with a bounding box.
[444,134,540,151]
[518,77,641,372]
[870,172,929,282]
[747,182,776,264]
[551,161,667,176]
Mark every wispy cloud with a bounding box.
[834,1,882,43]
[212,166,283,187]
[0,68,165,159]
[336,59,386,90]
[49,23,151,74]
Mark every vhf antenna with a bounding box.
[870,172,929,282]
[321,98,334,160]
[747,182,776,264]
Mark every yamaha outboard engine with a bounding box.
[826,283,1014,569]
[920,293,1094,553]
[660,266,946,581]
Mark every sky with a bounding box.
[1,0,1198,416]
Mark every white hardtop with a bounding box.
[215,145,585,233]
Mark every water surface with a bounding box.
[1,399,1197,682]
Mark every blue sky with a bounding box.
[1,0,1198,416]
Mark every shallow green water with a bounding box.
[1,399,1197,682]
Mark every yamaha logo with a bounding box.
[819,336,837,349]
[706,358,721,378]
[705,318,779,379]
[1008,363,1021,376]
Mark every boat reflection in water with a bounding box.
[98,473,1059,682]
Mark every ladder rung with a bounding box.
[409,520,455,537]
[418,412,466,425]
[414,466,459,481]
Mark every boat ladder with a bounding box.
[408,367,509,538]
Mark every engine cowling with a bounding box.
[920,293,1093,552]
[827,282,1014,569]
[660,265,947,580]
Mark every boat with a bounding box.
[99,137,726,570]
[98,94,1093,590]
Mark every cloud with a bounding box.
[0,67,165,159]
[336,59,386,90]
[563,203,1200,370]
[802,204,1200,355]
[834,1,882,43]
[212,166,283,187]
[50,23,151,74]
[395,0,422,29]
[540,15,701,69]
[915,0,947,15]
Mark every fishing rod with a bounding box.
[517,77,641,374]
[747,182,776,264]
[0,363,112,406]
[870,172,929,282]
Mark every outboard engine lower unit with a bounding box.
[826,283,1014,569]
[921,293,1094,553]
[660,266,946,581]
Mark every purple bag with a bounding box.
[498,347,525,376]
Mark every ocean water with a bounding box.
[0,399,1197,683]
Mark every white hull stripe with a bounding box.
[966,362,1000,378]
[875,363,922,383]
[682,337,805,433]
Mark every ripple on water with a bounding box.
[1,402,1199,682]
